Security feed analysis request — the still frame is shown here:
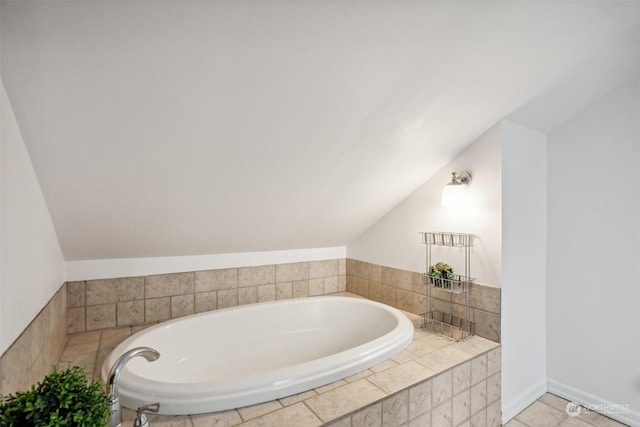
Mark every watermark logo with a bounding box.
[566,402,582,417]
[565,401,630,417]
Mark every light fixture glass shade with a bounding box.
[441,171,472,207]
[441,183,467,206]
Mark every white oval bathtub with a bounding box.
[102,296,414,415]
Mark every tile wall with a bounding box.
[346,259,501,342]
[66,259,346,334]
[0,284,68,396]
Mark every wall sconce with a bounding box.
[441,170,472,207]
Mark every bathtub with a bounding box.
[102,295,414,415]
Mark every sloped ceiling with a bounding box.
[2,1,639,260]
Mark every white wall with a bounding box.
[500,120,548,422]
[347,123,502,287]
[0,82,65,354]
[546,74,640,426]
[65,246,347,281]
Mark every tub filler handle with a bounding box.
[107,347,160,427]
[134,402,160,427]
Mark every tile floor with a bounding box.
[508,393,629,427]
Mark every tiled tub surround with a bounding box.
[66,259,346,334]
[58,303,502,427]
[0,284,67,396]
[346,259,501,342]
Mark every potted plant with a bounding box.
[428,262,453,289]
[0,366,109,426]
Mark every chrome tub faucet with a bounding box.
[107,347,160,427]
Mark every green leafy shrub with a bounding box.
[0,366,108,427]
[428,262,453,288]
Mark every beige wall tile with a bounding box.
[432,400,453,426]
[356,278,369,298]
[117,300,145,326]
[453,361,471,394]
[487,373,500,405]
[432,370,453,406]
[171,294,195,318]
[323,276,339,294]
[351,403,381,427]
[1,337,32,394]
[309,278,324,296]
[276,262,309,282]
[409,411,431,427]
[471,354,488,385]
[397,289,413,312]
[338,275,347,292]
[305,379,386,422]
[239,265,275,287]
[338,259,346,276]
[258,284,276,302]
[369,282,383,302]
[410,292,426,315]
[470,408,486,427]
[382,390,409,425]
[67,281,86,307]
[86,277,144,305]
[357,262,382,282]
[67,307,86,333]
[412,272,426,295]
[145,272,194,298]
[239,287,258,305]
[471,285,501,314]
[195,268,237,292]
[471,380,488,416]
[217,289,238,308]
[276,282,293,300]
[453,389,471,425]
[346,275,357,294]
[486,399,501,427]
[409,379,432,419]
[195,291,217,313]
[292,280,309,298]
[326,416,351,427]
[382,285,396,307]
[346,258,358,276]
[145,297,171,323]
[382,266,413,291]
[474,310,500,342]
[86,304,116,331]
[487,348,501,377]
[309,260,338,279]
[431,298,467,320]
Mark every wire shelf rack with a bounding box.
[421,310,476,341]
[423,273,475,294]
[420,232,474,247]
[420,231,475,341]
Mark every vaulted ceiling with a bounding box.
[2,1,639,260]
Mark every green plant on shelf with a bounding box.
[428,262,453,289]
[0,365,109,427]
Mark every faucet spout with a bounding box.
[107,347,160,427]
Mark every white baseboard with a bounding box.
[547,379,639,427]
[502,379,547,424]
